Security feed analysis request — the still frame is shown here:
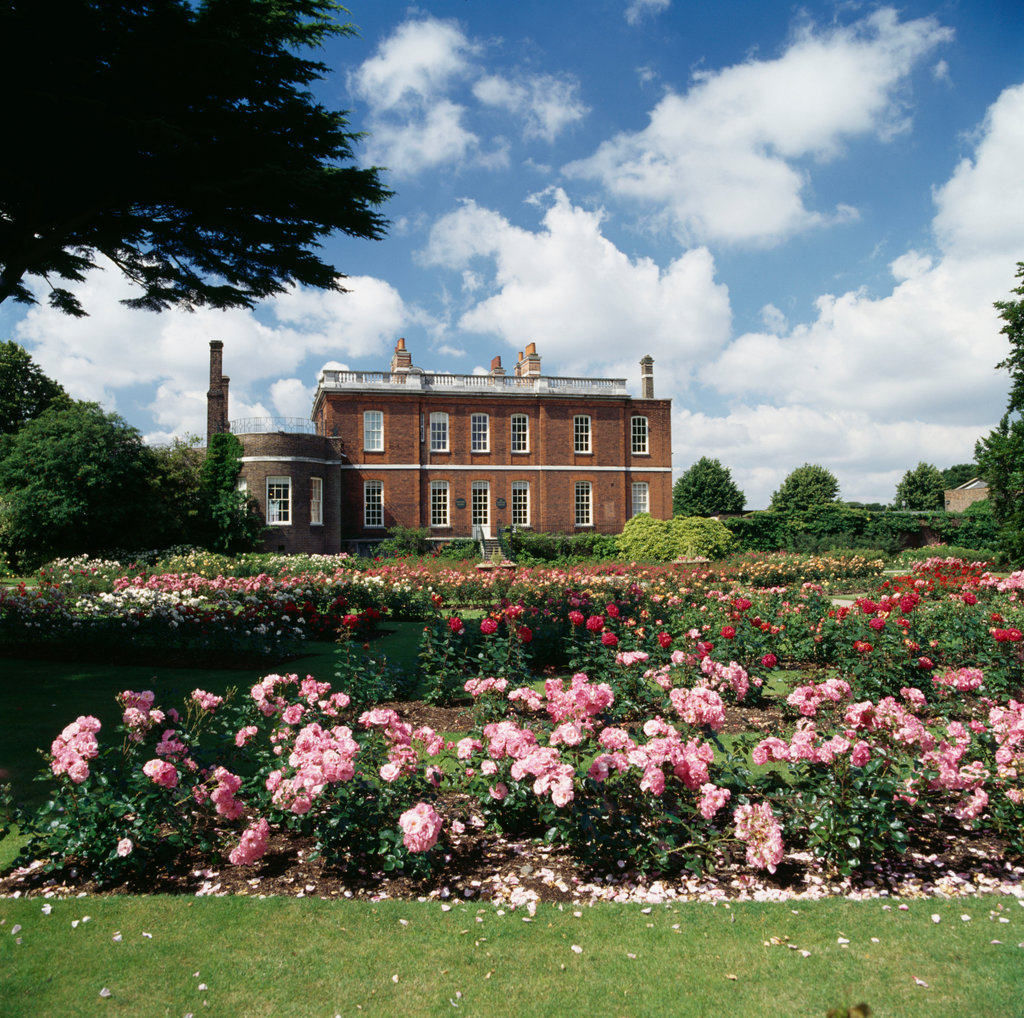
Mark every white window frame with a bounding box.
[310,476,323,525]
[573,415,591,454]
[430,480,450,527]
[471,480,489,527]
[364,410,383,452]
[430,412,449,452]
[631,481,649,518]
[631,416,649,455]
[364,480,384,529]
[511,481,530,526]
[471,413,490,453]
[266,476,291,525]
[510,414,529,453]
[575,481,592,527]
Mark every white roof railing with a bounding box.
[315,370,630,398]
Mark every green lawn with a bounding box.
[1,896,1020,1018]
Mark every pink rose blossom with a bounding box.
[191,689,223,712]
[399,803,443,853]
[229,818,270,866]
[142,758,179,789]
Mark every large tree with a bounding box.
[769,463,840,512]
[0,341,70,435]
[672,457,745,516]
[893,461,946,511]
[0,0,391,316]
[0,402,166,568]
[976,262,1024,561]
[941,463,980,489]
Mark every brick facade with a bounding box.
[208,339,672,553]
[237,432,344,555]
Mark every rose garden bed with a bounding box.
[2,554,1023,910]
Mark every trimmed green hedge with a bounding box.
[723,503,999,556]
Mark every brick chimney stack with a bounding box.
[515,342,541,377]
[640,354,654,399]
[207,340,229,442]
[489,355,506,376]
[390,337,413,373]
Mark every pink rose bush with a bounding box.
[50,716,101,784]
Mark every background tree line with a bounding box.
[0,342,262,571]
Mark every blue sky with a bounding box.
[5,0,1024,508]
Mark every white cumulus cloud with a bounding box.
[422,188,732,386]
[565,8,953,246]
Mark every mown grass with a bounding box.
[1,896,1020,1018]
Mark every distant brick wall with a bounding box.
[945,487,988,513]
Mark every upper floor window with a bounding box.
[573,415,591,454]
[430,412,449,452]
[267,476,291,525]
[364,410,383,451]
[310,476,323,525]
[511,414,529,453]
[471,413,489,452]
[631,416,648,455]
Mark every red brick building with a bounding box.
[208,339,672,554]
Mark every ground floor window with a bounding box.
[431,480,449,527]
[364,480,383,528]
[267,476,291,524]
[310,476,323,525]
[471,480,489,527]
[575,480,592,526]
[511,481,529,526]
[631,481,649,517]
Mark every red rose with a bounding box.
[853,640,873,654]
[568,610,585,627]
[448,617,465,636]
[586,615,605,632]
[601,631,618,648]
[657,631,673,649]
[518,625,533,643]
[480,618,498,635]
[720,626,736,639]
[760,653,778,669]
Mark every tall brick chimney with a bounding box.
[640,354,654,399]
[390,337,413,373]
[207,340,229,442]
[515,342,541,377]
